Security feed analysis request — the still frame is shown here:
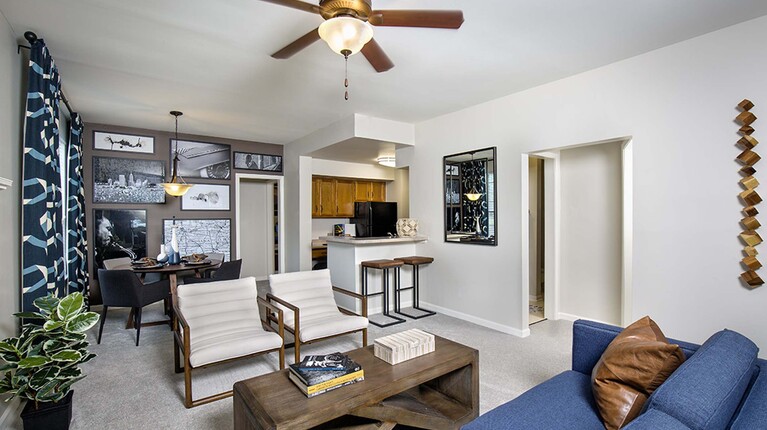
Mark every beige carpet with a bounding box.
[4,303,572,429]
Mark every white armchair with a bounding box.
[173,276,284,408]
[267,269,368,363]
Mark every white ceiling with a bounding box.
[2,0,767,148]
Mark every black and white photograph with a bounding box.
[93,131,155,154]
[181,184,230,211]
[94,209,147,274]
[93,156,166,204]
[172,139,231,179]
[234,151,283,172]
[163,219,231,261]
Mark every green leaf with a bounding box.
[51,350,81,362]
[34,378,60,401]
[57,375,84,395]
[57,293,84,322]
[0,362,16,372]
[66,312,99,333]
[33,295,59,315]
[43,340,65,354]
[29,366,60,390]
[0,341,17,354]
[79,353,96,364]
[43,320,66,332]
[17,356,50,369]
[13,312,45,320]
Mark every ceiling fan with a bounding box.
[260,0,465,72]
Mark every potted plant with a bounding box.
[0,292,99,430]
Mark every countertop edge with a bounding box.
[326,236,428,246]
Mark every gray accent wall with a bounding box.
[83,123,282,304]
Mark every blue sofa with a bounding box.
[463,319,767,429]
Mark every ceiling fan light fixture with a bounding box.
[318,16,373,56]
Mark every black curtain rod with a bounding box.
[17,30,76,116]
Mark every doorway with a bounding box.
[528,157,546,324]
[521,137,633,329]
[235,173,285,281]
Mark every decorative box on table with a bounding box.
[374,329,435,365]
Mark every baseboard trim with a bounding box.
[557,312,619,327]
[0,398,21,428]
[529,294,543,302]
[421,301,530,338]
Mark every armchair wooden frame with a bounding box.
[266,286,368,364]
[173,296,285,408]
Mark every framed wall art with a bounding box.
[234,151,283,173]
[93,131,154,154]
[93,209,147,273]
[163,218,231,261]
[92,156,166,204]
[180,184,231,211]
[171,139,231,179]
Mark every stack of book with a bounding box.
[374,329,436,365]
[288,352,364,398]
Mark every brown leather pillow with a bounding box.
[591,316,686,429]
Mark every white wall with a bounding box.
[312,218,346,239]
[0,16,22,420]
[239,180,272,279]
[390,167,410,219]
[312,159,396,180]
[412,16,767,350]
[559,143,622,325]
[0,17,21,339]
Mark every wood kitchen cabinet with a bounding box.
[312,177,336,217]
[355,180,387,202]
[312,176,388,218]
[335,179,355,217]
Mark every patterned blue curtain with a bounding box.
[21,39,64,312]
[67,113,88,297]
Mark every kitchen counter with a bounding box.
[328,236,428,315]
[325,235,428,246]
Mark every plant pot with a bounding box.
[20,391,73,430]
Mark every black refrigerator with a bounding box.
[353,202,398,237]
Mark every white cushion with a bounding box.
[177,277,282,367]
[268,269,368,342]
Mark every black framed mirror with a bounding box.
[443,147,497,245]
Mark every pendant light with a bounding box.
[464,152,482,201]
[160,111,193,197]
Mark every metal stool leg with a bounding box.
[395,263,436,319]
[365,266,405,328]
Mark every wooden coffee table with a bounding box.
[233,335,479,430]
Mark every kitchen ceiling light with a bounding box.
[377,156,396,168]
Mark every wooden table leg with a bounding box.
[126,309,135,329]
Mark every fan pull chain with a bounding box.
[344,52,350,101]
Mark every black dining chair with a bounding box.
[97,269,171,346]
[184,259,243,284]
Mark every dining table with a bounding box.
[115,258,222,329]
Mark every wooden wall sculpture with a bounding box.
[737,99,763,288]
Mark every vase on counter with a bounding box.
[156,244,169,264]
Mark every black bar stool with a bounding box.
[361,259,406,328]
[393,256,437,319]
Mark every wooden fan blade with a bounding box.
[361,38,394,73]
[369,10,464,29]
[271,28,321,59]
[258,0,321,14]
